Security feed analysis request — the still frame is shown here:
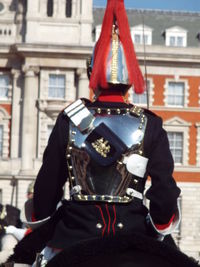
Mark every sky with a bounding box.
[93,0,200,12]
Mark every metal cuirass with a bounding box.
[65,101,148,203]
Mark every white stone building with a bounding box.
[0,0,93,210]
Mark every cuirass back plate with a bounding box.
[67,108,147,203]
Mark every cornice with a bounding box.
[13,43,93,56]
[151,106,200,112]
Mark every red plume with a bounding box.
[89,0,144,94]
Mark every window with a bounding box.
[131,25,153,45]
[0,125,3,157]
[47,0,53,17]
[133,34,149,45]
[165,26,187,47]
[167,132,183,164]
[0,75,9,99]
[169,36,183,47]
[66,0,72,17]
[166,82,185,107]
[48,74,65,99]
[164,117,190,167]
[131,80,151,107]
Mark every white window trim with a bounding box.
[198,84,200,106]
[196,123,200,167]
[40,69,75,102]
[131,24,153,45]
[0,72,12,102]
[165,26,187,47]
[164,117,191,166]
[0,107,10,158]
[129,78,154,108]
[163,78,189,108]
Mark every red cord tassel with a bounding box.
[89,0,144,94]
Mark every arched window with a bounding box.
[47,0,53,17]
[66,0,72,18]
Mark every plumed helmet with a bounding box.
[89,0,144,94]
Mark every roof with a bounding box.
[93,8,200,47]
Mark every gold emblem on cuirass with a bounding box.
[92,138,111,158]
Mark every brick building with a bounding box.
[93,8,200,258]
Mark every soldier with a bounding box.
[7,0,199,266]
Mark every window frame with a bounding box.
[164,79,189,108]
[164,117,191,167]
[0,74,11,100]
[165,26,187,47]
[0,107,10,158]
[129,78,154,108]
[0,125,3,157]
[48,74,66,99]
[131,25,153,45]
[167,131,184,164]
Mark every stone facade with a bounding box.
[0,0,92,205]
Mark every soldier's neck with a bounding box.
[97,90,126,103]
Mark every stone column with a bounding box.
[20,66,39,173]
[77,68,89,99]
[72,0,77,17]
[59,0,66,18]
[10,70,21,158]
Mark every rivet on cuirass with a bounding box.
[107,109,111,114]
[134,179,138,184]
[71,176,75,181]
[116,109,121,114]
[117,223,124,229]
[126,108,130,113]
[69,166,73,170]
[96,223,103,229]
[67,154,71,159]
[68,146,72,151]
[139,150,143,155]
[97,108,101,114]
[71,131,76,135]
[81,143,86,148]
